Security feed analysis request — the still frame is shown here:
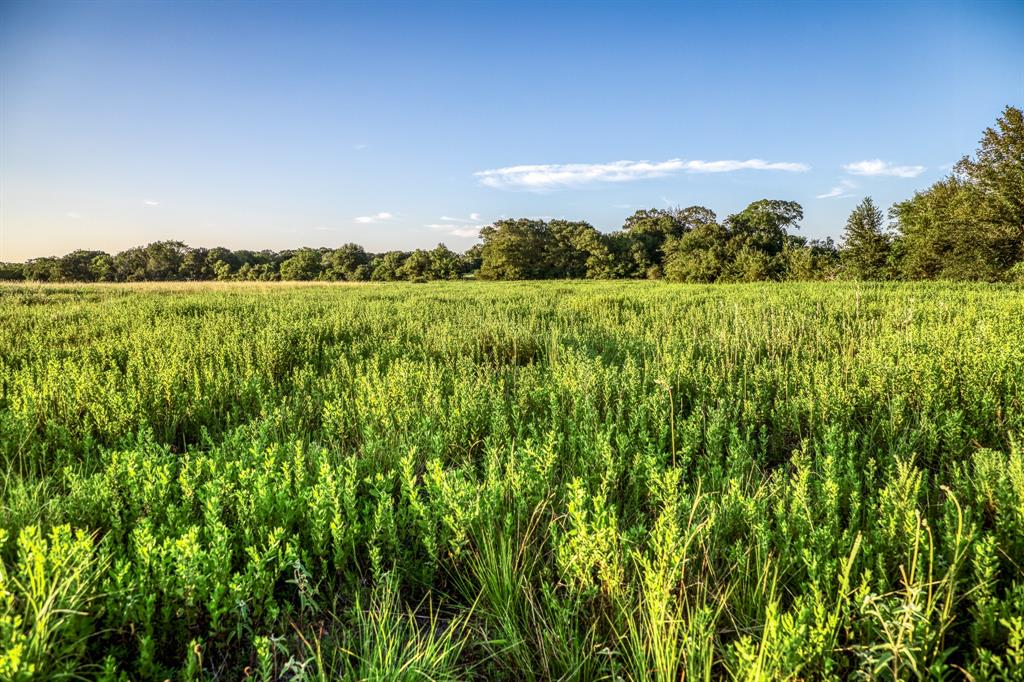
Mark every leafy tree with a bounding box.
[620,207,716,277]
[726,200,803,256]
[114,247,148,282]
[955,105,1024,257]
[841,197,891,279]
[892,176,993,279]
[545,221,604,278]
[204,248,240,279]
[212,260,233,281]
[324,243,371,281]
[663,221,730,282]
[90,254,115,282]
[56,250,107,281]
[279,248,323,281]
[0,262,25,281]
[785,237,840,281]
[396,249,432,281]
[140,241,188,280]
[478,220,551,280]
[24,257,59,281]
[893,106,1023,281]
[179,247,210,280]
[426,244,461,280]
[370,251,408,281]
[460,244,484,276]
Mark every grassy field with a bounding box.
[1,280,1022,680]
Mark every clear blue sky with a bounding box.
[1,0,1021,260]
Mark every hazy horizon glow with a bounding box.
[1,0,1022,260]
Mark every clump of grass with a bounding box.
[0,525,107,680]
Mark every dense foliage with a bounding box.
[2,107,1021,285]
[1,280,1022,679]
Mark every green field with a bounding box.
[1,281,1023,680]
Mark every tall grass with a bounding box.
[0,280,1021,678]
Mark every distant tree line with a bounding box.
[2,106,1021,284]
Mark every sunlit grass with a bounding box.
[0,280,1022,678]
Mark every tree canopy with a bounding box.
[3,107,1020,284]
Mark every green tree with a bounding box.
[892,106,1023,281]
[396,249,432,281]
[620,206,716,277]
[785,237,840,281]
[663,221,730,282]
[370,251,408,281]
[24,257,59,281]
[478,220,550,280]
[956,105,1023,245]
[545,221,604,278]
[892,176,992,279]
[279,248,323,281]
[0,262,26,281]
[841,197,891,279]
[324,243,371,281]
[726,200,803,256]
[426,244,461,280]
[90,253,115,282]
[57,250,108,281]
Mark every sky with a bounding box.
[1,0,1022,261]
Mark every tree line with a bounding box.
[2,106,1020,284]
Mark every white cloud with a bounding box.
[354,212,394,224]
[816,179,857,199]
[427,213,485,239]
[353,143,368,150]
[843,159,925,178]
[475,158,810,190]
[439,214,483,224]
[66,212,81,219]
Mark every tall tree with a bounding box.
[323,243,371,281]
[279,248,323,281]
[954,105,1024,269]
[477,219,551,280]
[893,106,1023,281]
[841,197,891,279]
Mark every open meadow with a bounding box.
[1,280,1023,680]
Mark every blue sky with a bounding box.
[1,0,1021,260]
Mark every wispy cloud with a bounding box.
[816,179,857,199]
[353,143,368,150]
[143,199,159,206]
[439,215,480,224]
[843,159,925,178]
[475,158,810,190]
[428,213,484,238]
[66,211,81,219]
[354,212,394,224]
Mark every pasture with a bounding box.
[1,281,1022,679]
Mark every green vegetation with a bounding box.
[1,280,1022,679]
[2,106,1022,285]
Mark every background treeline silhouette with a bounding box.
[3,106,1021,284]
